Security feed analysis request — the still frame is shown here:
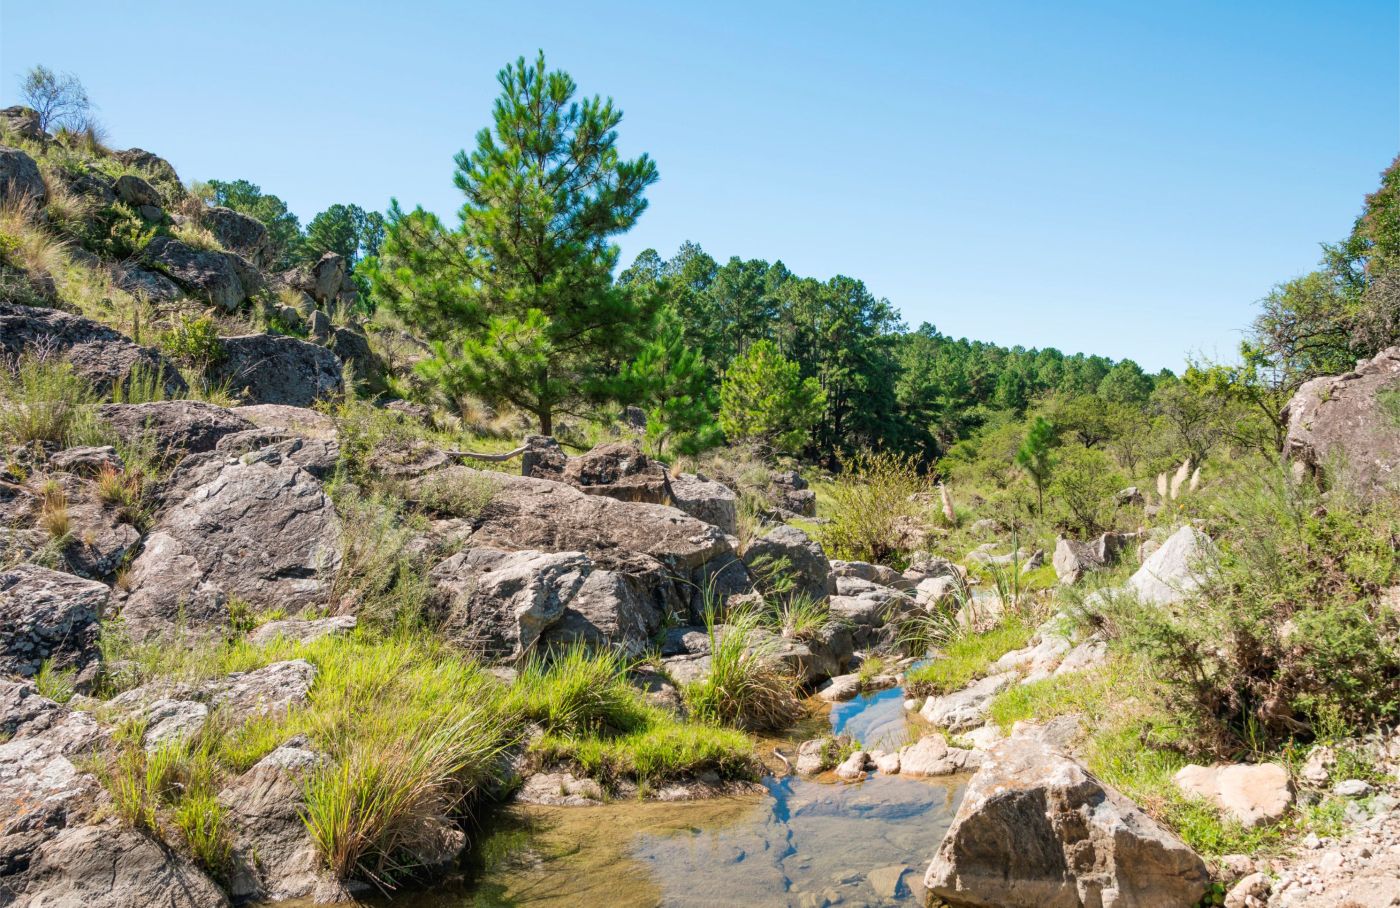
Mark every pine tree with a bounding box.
[719,340,826,454]
[366,52,658,434]
[617,311,722,457]
[1015,416,1056,517]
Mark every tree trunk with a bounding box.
[539,410,553,437]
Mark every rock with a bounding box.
[115,265,183,302]
[233,402,339,440]
[925,736,1209,907]
[831,559,911,590]
[0,106,43,140]
[141,698,209,749]
[770,470,816,516]
[794,736,851,776]
[1173,763,1292,828]
[969,518,1004,537]
[0,564,106,679]
[113,173,162,208]
[0,145,45,207]
[144,235,247,310]
[1052,532,1132,584]
[835,750,871,781]
[47,445,122,475]
[817,674,864,702]
[1224,872,1271,908]
[328,325,381,388]
[97,400,255,460]
[538,567,667,657]
[0,301,187,398]
[871,750,902,774]
[203,205,270,265]
[1053,638,1107,677]
[246,615,356,646]
[310,252,348,304]
[114,147,182,188]
[898,734,980,777]
[743,524,835,601]
[1116,486,1146,506]
[670,472,739,535]
[10,822,228,907]
[904,552,961,583]
[914,575,960,608]
[218,738,325,902]
[307,308,331,342]
[1301,745,1335,785]
[208,333,343,406]
[561,442,673,504]
[1334,779,1373,798]
[207,659,317,723]
[1127,525,1216,606]
[919,672,1015,732]
[120,449,342,639]
[517,771,604,806]
[1284,346,1400,498]
[429,548,591,659]
[867,864,909,900]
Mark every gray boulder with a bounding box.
[560,441,673,505]
[113,147,182,189]
[115,265,183,302]
[0,564,107,679]
[120,448,342,639]
[0,106,43,140]
[0,301,187,398]
[539,567,667,657]
[311,252,348,304]
[669,472,738,535]
[328,325,381,389]
[204,205,270,266]
[144,235,246,311]
[0,145,45,207]
[208,333,343,406]
[429,548,591,659]
[97,400,255,460]
[113,173,162,209]
[1052,532,1132,584]
[219,738,325,903]
[1284,345,1400,498]
[919,672,1016,732]
[743,524,836,601]
[1126,525,1215,606]
[925,736,1209,907]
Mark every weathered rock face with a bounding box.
[559,442,673,505]
[144,235,247,311]
[0,564,107,679]
[113,173,162,209]
[204,205,270,266]
[113,147,182,189]
[1173,763,1292,828]
[519,435,569,480]
[539,567,668,657]
[218,738,325,903]
[1052,532,1132,584]
[920,672,1015,732]
[0,301,187,398]
[0,106,43,140]
[898,733,981,777]
[208,333,343,406]
[10,822,228,908]
[120,448,342,639]
[669,472,739,535]
[429,548,591,659]
[743,524,836,601]
[925,736,1209,907]
[1284,346,1400,497]
[1126,525,1215,606]
[97,400,255,460]
[35,471,142,580]
[0,145,46,207]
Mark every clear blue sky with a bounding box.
[2,0,1396,372]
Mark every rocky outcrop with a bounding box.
[0,301,187,398]
[0,564,107,679]
[0,106,43,141]
[743,524,835,601]
[539,567,670,657]
[925,736,1209,907]
[0,145,46,207]
[557,442,673,505]
[113,147,182,189]
[144,235,248,311]
[120,447,341,639]
[669,472,738,535]
[770,470,816,516]
[1126,525,1215,606]
[1052,532,1132,584]
[208,333,343,406]
[97,400,255,460]
[429,548,591,659]
[204,205,270,266]
[1284,346,1400,497]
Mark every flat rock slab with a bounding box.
[919,672,1015,732]
[1173,762,1292,828]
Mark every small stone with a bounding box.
[1333,778,1373,798]
[1317,850,1344,874]
[1224,871,1270,908]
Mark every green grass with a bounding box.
[905,615,1033,697]
[683,610,804,732]
[0,353,101,447]
[34,658,77,703]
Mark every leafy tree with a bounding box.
[1015,416,1055,516]
[719,340,825,453]
[615,312,722,456]
[1050,445,1125,535]
[203,179,302,268]
[368,52,658,434]
[20,65,92,133]
[1098,359,1154,404]
[303,203,385,264]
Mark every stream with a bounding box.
[380,677,967,907]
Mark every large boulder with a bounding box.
[1284,346,1400,497]
[560,442,673,505]
[539,567,669,657]
[429,548,591,659]
[669,472,738,535]
[120,447,342,639]
[0,302,187,398]
[96,400,255,460]
[0,145,46,207]
[1126,525,1215,606]
[113,147,182,189]
[1173,762,1292,828]
[925,736,1210,907]
[0,106,43,140]
[218,739,324,903]
[327,325,381,389]
[1052,532,1132,584]
[112,173,162,209]
[203,205,270,266]
[207,333,343,406]
[144,235,247,311]
[743,524,836,601]
[0,564,107,679]
[919,672,1016,732]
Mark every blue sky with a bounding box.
[2,1,1396,372]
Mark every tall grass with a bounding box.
[683,610,803,731]
[0,352,100,446]
[904,614,1033,697]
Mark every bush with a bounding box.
[817,449,932,565]
[157,313,224,367]
[1088,463,1400,749]
[1048,444,1126,535]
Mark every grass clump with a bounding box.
[905,614,1033,697]
[0,352,100,446]
[34,657,77,703]
[817,449,934,565]
[683,610,803,731]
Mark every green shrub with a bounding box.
[157,313,224,367]
[817,449,932,565]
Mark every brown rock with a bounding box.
[1284,346,1400,498]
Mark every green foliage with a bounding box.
[683,610,803,731]
[718,340,825,454]
[157,313,224,367]
[817,449,930,565]
[613,310,722,456]
[1048,444,1125,535]
[0,353,100,447]
[1015,416,1055,516]
[905,615,1033,698]
[369,52,658,435]
[303,203,384,265]
[34,658,77,703]
[202,178,302,268]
